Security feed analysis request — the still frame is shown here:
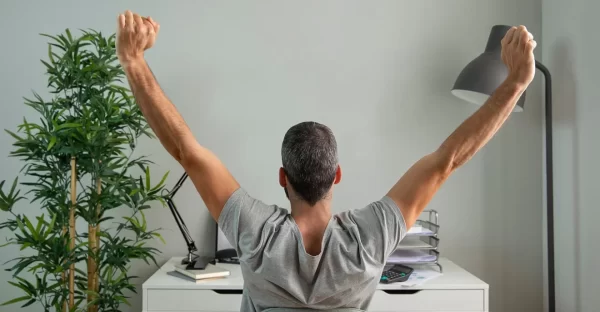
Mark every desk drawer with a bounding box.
[147,289,243,311]
[146,289,484,312]
[369,289,485,311]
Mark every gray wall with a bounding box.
[0,1,543,311]
[542,1,600,311]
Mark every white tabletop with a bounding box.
[143,257,487,291]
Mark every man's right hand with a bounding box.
[386,25,538,230]
[501,25,537,89]
[116,10,160,65]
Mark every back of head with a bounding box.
[281,122,338,206]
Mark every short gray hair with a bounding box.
[281,121,338,206]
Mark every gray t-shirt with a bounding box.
[218,188,407,312]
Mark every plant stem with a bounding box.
[87,223,97,312]
[68,157,76,310]
[95,175,101,296]
[61,225,67,312]
[59,171,69,312]
[87,173,101,312]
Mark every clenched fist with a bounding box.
[116,10,160,64]
[501,25,537,87]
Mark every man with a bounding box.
[116,10,536,311]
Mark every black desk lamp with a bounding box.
[452,25,555,312]
[163,172,213,269]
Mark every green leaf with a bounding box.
[9,177,18,198]
[34,215,43,236]
[45,213,57,236]
[9,281,33,297]
[1,296,31,306]
[40,33,64,46]
[45,281,61,291]
[21,298,36,308]
[47,136,57,150]
[65,29,73,42]
[5,130,24,142]
[47,42,66,51]
[140,210,147,232]
[40,60,55,73]
[0,241,14,247]
[123,216,139,228]
[145,166,150,191]
[83,290,99,297]
[47,44,55,63]
[55,123,81,131]
[15,217,26,233]
[150,170,169,192]
[22,216,38,241]
[151,232,166,244]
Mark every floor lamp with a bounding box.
[451,25,554,312]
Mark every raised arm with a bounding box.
[387,25,537,229]
[116,11,239,221]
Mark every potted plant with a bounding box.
[0,29,168,312]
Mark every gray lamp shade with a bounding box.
[452,25,526,112]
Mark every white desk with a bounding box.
[143,257,488,312]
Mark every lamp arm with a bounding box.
[536,60,555,312]
[164,173,198,258]
[166,197,198,252]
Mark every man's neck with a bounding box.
[290,197,333,256]
[291,200,332,224]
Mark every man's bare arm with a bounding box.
[387,25,537,229]
[116,11,239,221]
[387,80,525,228]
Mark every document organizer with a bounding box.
[389,210,443,272]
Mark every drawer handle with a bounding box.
[382,290,422,295]
[212,289,421,296]
[212,289,243,295]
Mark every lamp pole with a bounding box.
[452,25,555,312]
[536,61,554,312]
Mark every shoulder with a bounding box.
[332,197,408,262]
[218,188,289,227]
[335,196,405,226]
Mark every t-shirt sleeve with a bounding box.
[343,196,407,263]
[217,188,282,259]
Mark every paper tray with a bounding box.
[386,250,442,272]
[397,236,439,250]
[406,210,440,237]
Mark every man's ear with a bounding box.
[279,167,287,187]
[334,165,342,184]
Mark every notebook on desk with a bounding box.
[167,270,230,284]
[173,262,230,280]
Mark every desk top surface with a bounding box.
[143,257,488,291]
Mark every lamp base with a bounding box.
[181,255,214,270]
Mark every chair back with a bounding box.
[263,308,365,312]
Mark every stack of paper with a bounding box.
[406,225,434,236]
[387,249,437,264]
[170,263,230,283]
[397,237,433,249]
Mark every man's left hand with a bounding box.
[116,10,160,65]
